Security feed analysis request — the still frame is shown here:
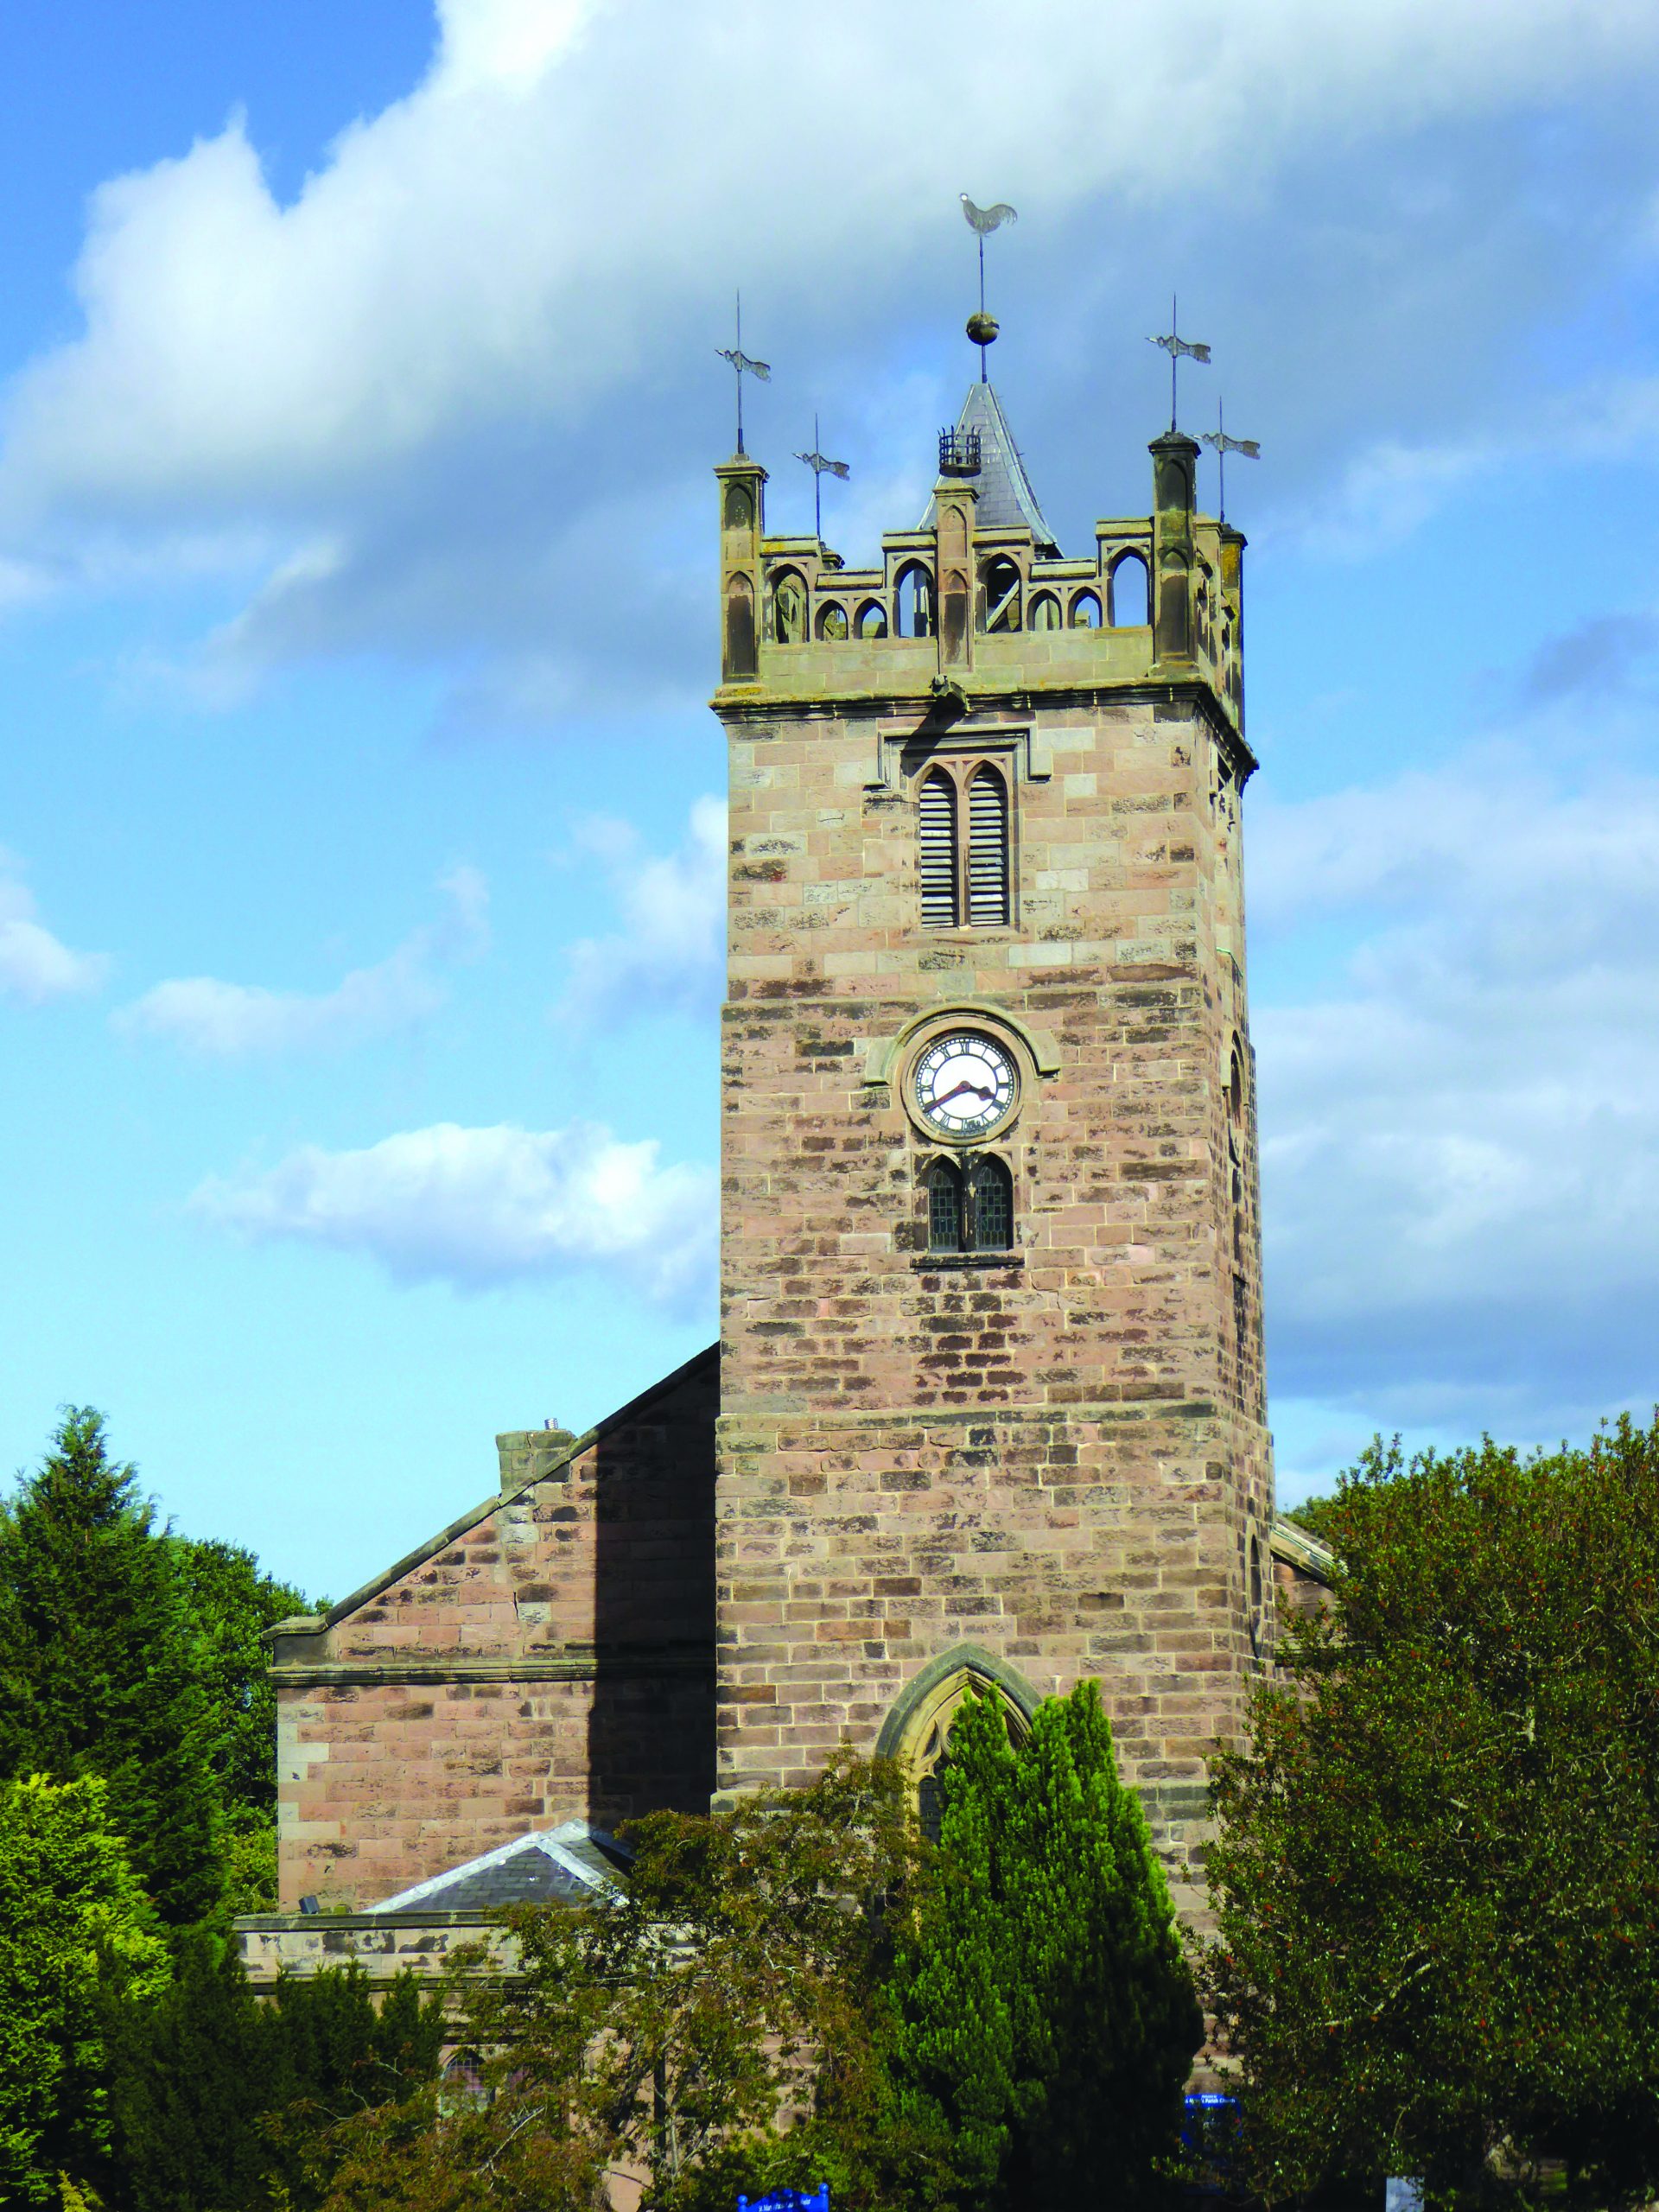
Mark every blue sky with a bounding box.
[3,0,1659,1599]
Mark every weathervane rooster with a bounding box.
[960,194,1018,237]
[960,194,1018,379]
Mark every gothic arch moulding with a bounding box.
[874,1643,1042,1766]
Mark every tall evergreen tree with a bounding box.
[899,1681,1203,2212]
[897,1692,1020,2201]
[166,1536,307,1829]
[0,1773,168,2207]
[0,1408,222,1924]
[105,1930,285,2212]
[109,1943,446,2212]
[167,1535,309,1910]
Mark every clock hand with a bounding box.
[934,1078,995,1108]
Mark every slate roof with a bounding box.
[364,1819,631,1914]
[919,381,1059,553]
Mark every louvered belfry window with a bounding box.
[918,772,959,927]
[918,758,1013,930]
[967,766,1009,927]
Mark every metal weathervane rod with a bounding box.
[715,292,771,456]
[1200,399,1260,524]
[793,413,849,542]
[960,194,1017,383]
[1147,294,1211,432]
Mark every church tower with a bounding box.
[242,317,1306,1982]
[713,344,1272,1870]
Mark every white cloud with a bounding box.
[1252,757,1659,1423]
[190,1116,715,1307]
[3,0,1656,537]
[557,796,724,1028]
[0,866,106,1003]
[114,866,486,1057]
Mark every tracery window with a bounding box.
[916,759,1012,930]
[912,1682,1027,1843]
[918,772,958,928]
[966,765,1009,926]
[925,1154,1014,1255]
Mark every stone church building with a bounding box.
[240,342,1331,1980]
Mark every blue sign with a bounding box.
[1180,2094,1244,2197]
[739,2190,828,2212]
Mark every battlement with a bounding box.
[715,412,1244,726]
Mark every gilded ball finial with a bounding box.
[967,311,999,348]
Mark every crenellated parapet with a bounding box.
[715,420,1246,734]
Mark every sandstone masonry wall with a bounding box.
[715,677,1273,1858]
[271,1349,717,1910]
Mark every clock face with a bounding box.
[912,1032,1018,1137]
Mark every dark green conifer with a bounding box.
[1001,1682,1203,2209]
[900,1681,1202,2211]
[109,1945,445,2212]
[0,1408,222,1924]
[105,1930,287,2212]
[897,1688,1020,2200]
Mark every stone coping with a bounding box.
[234,1910,500,1932]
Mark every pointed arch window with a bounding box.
[926,1159,963,1253]
[771,568,807,645]
[915,757,1015,931]
[876,1656,1038,1845]
[1108,551,1149,627]
[918,773,959,929]
[894,562,935,639]
[968,1154,1013,1251]
[979,556,1023,633]
[925,1154,1014,1255]
[966,766,1009,927]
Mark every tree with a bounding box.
[1207,1418,1659,2208]
[898,1681,1203,2212]
[166,1537,308,1828]
[0,1408,223,1925]
[296,1718,1198,2212]
[105,1931,284,2212]
[0,1773,169,2206]
[107,1938,446,2212]
[166,1536,309,1911]
[306,1756,956,2212]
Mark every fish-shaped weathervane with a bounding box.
[793,414,849,540]
[715,293,770,456]
[1147,296,1211,431]
[1201,401,1261,523]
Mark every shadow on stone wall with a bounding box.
[587,1347,719,1823]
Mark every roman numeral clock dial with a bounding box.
[912,1032,1018,1138]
